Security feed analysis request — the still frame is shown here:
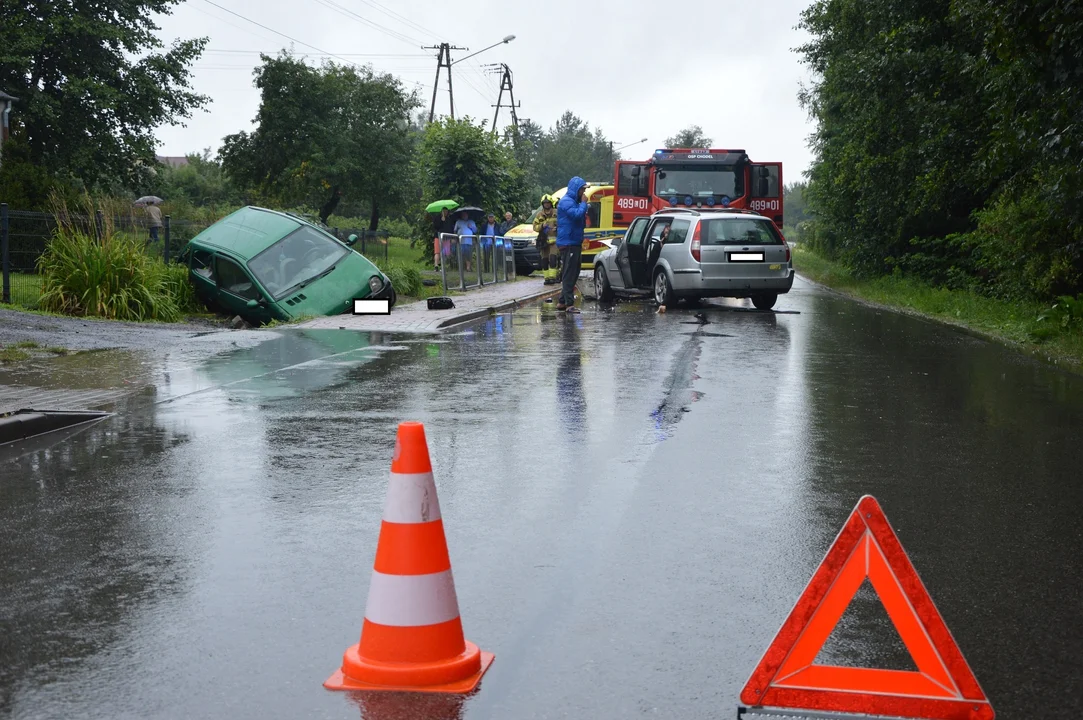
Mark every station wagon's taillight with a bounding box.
[785,245,791,262]
[691,223,702,262]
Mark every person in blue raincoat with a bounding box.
[556,176,589,313]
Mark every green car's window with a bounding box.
[192,249,215,281]
[249,225,350,299]
[215,256,259,300]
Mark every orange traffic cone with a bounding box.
[324,421,494,694]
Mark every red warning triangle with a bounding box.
[740,496,994,720]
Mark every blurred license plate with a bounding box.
[769,263,782,270]
[729,252,765,262]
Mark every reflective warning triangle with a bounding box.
[740,496,994,720]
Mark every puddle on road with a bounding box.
[0,348,155,392]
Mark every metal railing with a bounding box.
[0,203,217,307]
[437,233,514,291]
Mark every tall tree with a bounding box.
[0,0,208,205]
[413,116,526,261]
[219,54,419,228]
[665,125,713,148]
[415,117,524,211]
[798,0,992,276]
[534,111,614,193]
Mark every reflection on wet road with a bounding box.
[2,278,1082,719]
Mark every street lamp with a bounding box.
[451,35,516,66]
[608,137,649,168]
[614,138,649,153]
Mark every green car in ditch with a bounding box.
[179,206,396,324]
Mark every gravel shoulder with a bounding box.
[0,308,232,354]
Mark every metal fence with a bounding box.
[0,204,396,308]
[0,204,216,307]
[327,228,390,265]
[437,233,515,291]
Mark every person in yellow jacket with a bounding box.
[533,194,559,284]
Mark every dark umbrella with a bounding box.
[453,206,485,217]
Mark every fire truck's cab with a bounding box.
[613,149,783,231]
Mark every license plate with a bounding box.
[729,252,765,262]
[769,264,781,270]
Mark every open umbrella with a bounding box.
[425,199,459,214]
[134,195,163,207]
[452,206,485,217]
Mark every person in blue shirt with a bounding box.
[556,177,589,313]
[482,212,499,273]
[454,211,477,273]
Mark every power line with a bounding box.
[203,49,429,58]
[310,0,422,47]
[351,0,442,42]
[201,0,362,67]
[190,4,285,47]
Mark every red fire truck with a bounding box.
[612,149,783,231]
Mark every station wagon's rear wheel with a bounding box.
[653,269,675,307]
[594,266,614,303]
[751,293,778,311]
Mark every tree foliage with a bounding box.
[0,0,208,205]
[799,0,1083,301]
[150,151,243,211]
[533,112,615,193]
[219,54,419,227]
[783,182,813,241]
[415,116,525,213]
[665,125,713,148]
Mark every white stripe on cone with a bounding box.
[364,570,461,627]
[382,472,442,524]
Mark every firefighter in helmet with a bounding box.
[533,193,559,284]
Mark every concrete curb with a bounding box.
[436,286,562,332]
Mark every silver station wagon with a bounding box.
[592,208,795,310]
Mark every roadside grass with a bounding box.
[384,236,426,269]
[0,346,32,363]
[6,273,43,308]
[0,341,73,364]
[264,314,318,329]
[793,245,1083,372]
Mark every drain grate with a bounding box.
[0,409,113,446]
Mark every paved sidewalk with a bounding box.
[296,278,563,333]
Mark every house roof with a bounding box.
[156,155,190,168]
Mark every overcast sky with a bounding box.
[154,0,818,181]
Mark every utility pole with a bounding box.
[489,63,520,137]
[422,42,466,123]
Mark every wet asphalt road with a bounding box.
[2,276,1082,720]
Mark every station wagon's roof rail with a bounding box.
[653,208,700,216]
